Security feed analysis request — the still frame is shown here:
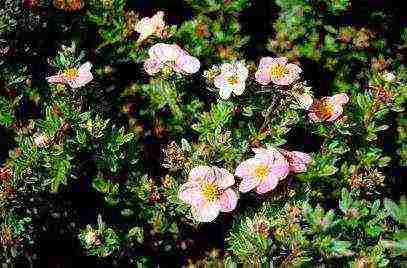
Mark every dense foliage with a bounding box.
[0,0,406,266]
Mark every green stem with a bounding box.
[160,80,183,122]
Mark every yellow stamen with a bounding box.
[202,183,221,202]
[63,68,79,79]
[226,75,239,85]
[314,100,334,120]
[254,165,269,180]
[269,64,289,79]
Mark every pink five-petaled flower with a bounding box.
[144,43,200,75]
[255,57,302,86]
[214,61,248,100]
[307,93,349,122]
[46,62,93,89]
[135,11,166,43]
[235,148,311,194]
[235,148,289,194]
[178,165,238,222]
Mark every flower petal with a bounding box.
[46,74,65,84]
[326,105,343,122]
[213,167,235,189]
[218,188,238,212]
[255,173,279,194]
[136,17,155,43]
[176,54,200,74]
[332,93,349,105]
[78,62,92,73]
[259,148,287,169]
[287,63,302,75]
[214,75,230,89]
[144,58,163,75]
[178,182,205,207]
[189,166,215,184]
[297,93,314,110]
[191,202,221,223]
[73,72,93,88]
[232,81,245,96]
[235,158,260,179]
[255,69,271,85]
[308,112,322,122]
[151,11,165,30]
[258,57,275,69]
[149,43,180,62]
[236,61,249,79]
[269,162,290,180]
[273,57,288,65]
[239,176,259,193]
[220,63,235,76]
[219,87,233,100]
[271,73,296,86]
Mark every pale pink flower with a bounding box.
[214,61,248,99]
[255,57,302,86]
[178,165,238,222]
[144,43,200,75]
[235,148,289,194]
[307,93,349,122]
[235,148,311,194]
[135,11,167,43]
[46,62,93,89]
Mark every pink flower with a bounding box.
[235,148,289,194]
[135,11,167,43]
[213,62,248,99]
[46,62,93,88]
[178,165,238,222]
[255,57,302,86]
[235,148,311,194]
[307,93,349,122]
[144,43,200,75]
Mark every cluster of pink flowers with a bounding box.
[141,47,349,121]
[178,148,311,222]
[143,43,200,75]
[46,62,93,89]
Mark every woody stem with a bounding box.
[260,94,282,133]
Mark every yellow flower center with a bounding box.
[226,75,239,85]
[315,100,334,120]
[202,183,221,202]
[269,64,289,79]
[254,165,269,180]
[63,68,79,79]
